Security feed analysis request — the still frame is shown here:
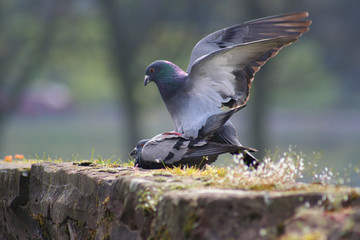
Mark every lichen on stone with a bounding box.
[136,187,162,216]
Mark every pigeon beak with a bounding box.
[144,75,150,86]
[130,148,137,158]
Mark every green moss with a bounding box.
[136,188,162,216]
[152,176,168,183]
[280,231,327,240]
[149,225,171,240]
[168,184,188,191]
[183,211,199,238]
[32,214,46,227]
[105,209,114,222]
[32,214,50,239]
[249,184,277,191]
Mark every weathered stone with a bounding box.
[0,162,43,240]
[0,161,360,240]
[151,189,327,239]
[281,207,360,240]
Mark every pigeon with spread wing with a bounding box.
[143,12,311,164]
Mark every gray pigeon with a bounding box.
[130,132,257,169]
[144,12,311,163]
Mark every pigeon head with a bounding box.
[130,139,149,158]
[144,60,187,101]
[130,139,149,165]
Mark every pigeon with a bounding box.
[198,104,246,139]
[143,12,311,163]
[130,132,257,169]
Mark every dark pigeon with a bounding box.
[143,12,311,163]
[130,132,257,169]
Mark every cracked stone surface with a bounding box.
[0,161,360,240]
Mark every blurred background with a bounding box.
[1,0,359,181]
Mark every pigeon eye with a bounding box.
[149,68,155,73]
[140,144,144,147]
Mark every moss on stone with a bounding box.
[2,157,360,239]
[182,210,199,238]
[280,231,327,240]
[136,188,162,216]
[149,225,171,240]
[32,214,50,239]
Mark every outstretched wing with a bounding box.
[186,12,310,108]
[187,36,300,108]
[187,12,310,71]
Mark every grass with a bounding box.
[140,146,360,191]
[161,164,227,178]
[149,148,305,190]
[3,146,359,190]
[6,148,136,167]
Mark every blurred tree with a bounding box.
[97,0,165,151]
[235,0,309,158]
[96,0,219,151]
[0,0,62,152]
[238,0,270,159]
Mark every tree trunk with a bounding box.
[97,0,142,152]
[0,1,59,153]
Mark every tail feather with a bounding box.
[241,150,259,168]
[198,105,246,139]
[212,122,259,168]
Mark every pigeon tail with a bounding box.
[198,105,246,139]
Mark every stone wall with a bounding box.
[1,161,360,239]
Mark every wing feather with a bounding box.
[187,12,311,71]
[187,36,298,108]
[141,134,189,163]
[185,142,256,159]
